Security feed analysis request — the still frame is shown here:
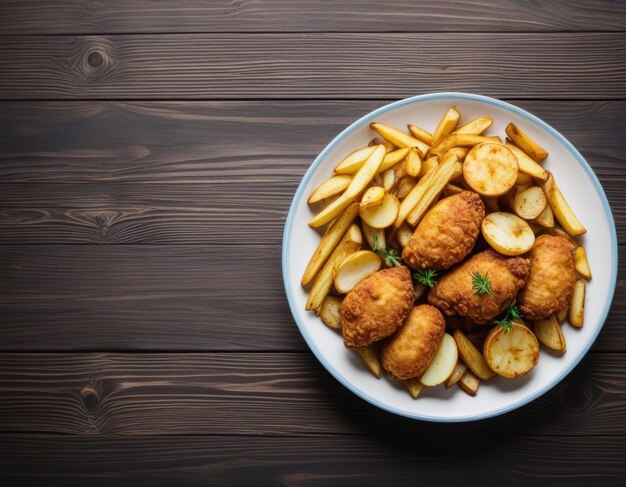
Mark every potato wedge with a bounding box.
[360,193,400,229]
[420,333,458,386]
[504,141,548,181]
[406,155,461,226]
[356,345,382,379]
[453,329,496,380]
[309,145,385,228]
[361,221,385,251]
[556,303,569,324]
[305,224,362,310]
[445,361,468,388]
[575,245,592,279]
[382,169,396,192]
[463,143,518,196]
[378,148,410,173]
[394,176,417,200]
[318,295,343,329]
[432,107,461,145]
[419,155,439,177]
[534,203,555,228]
[333,146,375,175]
[569,278,586,328]
[512,186,547,220]
[515,170,533,186]
[360,186,385,208]
[429,134,500,159]
[458,370,480,396]
[541,172,586,236]
[482,212,535,256]
[534,315,566,352]
[302,202,360,286]
[370,137,395,153]
[308,175,352,205]
[506,122,548,162]
[333,250,382,294]
[483,322,539,378]
[396,222,414,248]
[404,377,424,399]
[370,122,429,156]
[453,116,493,135]
[394,164,438,228]
[407,124,433,146]
[404,147,422,178]
[444,146,469,162]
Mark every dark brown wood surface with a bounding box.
[0,2,625,485]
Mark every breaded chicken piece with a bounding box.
[428,249,529,324]
[381,304,446,380]
[517,235,576,320]
[341,266,414,349]
[402,191,485,270]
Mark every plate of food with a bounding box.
[282,92,617,422]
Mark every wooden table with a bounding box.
[1,2,625,485]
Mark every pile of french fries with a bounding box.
[302,106,591,399]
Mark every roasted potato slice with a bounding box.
[420,333,458,386]
[360,186,385,208]
[575,245,592,279]
[453,116,493,135]
[361,221,385,251]
[463,143,518,196]
[458,370,480,396]
[360,193,400,229]
[482,212,535,256]
[541,172,586,236]
[506,122,548,162]
[512,186,547,220]
[432,106,461,145]
[395,221,414,248]
[534,203,555,228]
[370,122,429,156]
[333,250,382,294]
[534,315,566,352]
[569,279,586,328]
[453,330,496,380]
[356,345,382,379]
[318,295,343,329]
[483,322,539,378]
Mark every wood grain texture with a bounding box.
[2,434,625,486]
[0,352,624,436]
[0,100,624,183]
[0,245,623,351]
[2,1,625,34]
[1,34,625,100]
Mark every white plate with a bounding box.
[282,93,617,422]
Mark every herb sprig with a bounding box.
[494,302,522,333]
[471,271,494,297]
[413,268,441,288]
[372,236,402,267]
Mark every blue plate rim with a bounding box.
[281,92,618,422]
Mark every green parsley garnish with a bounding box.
[494,302,522,333]
[413,268,441,288]
[372,235,403,267]
[471,271,494,297]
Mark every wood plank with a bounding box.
[0,245,623,351]
[2,1,625,34]
[1,434,624,486]
[0,100,624,183]
[0,352,624,436]
[1,34,625,100]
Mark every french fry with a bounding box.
[370,122,430,156]
[432,106,461,145]
[505,142,548,181]
[445,361,467,388]
[444,146,469,162]
[453,116,493,135]
[453,329,496,380]
[428,134,500,159]
[575,245,592,279]
[569,278,586,328]
[407,124,433,145]
[308,175,352,204]
[419,155,439,177]
[534,203,554,228]
[305,224,362,310]
[458,370,480,396]
[335,147,408,175]
[394,176,417,200]
[506,122,548,162]
[302,202,360,286]
[406,155,461,226]
[394,164,439,229]
[541,172,586,236]
[534,315,566,352]
[369,137,395,153]
[356,345,382,379]
[361,221,385,250]
[404,147,422,178]
[396,221,414,247]
[309,145,385,228]
[404,377,424,399]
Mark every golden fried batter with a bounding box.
[341,266,414,349]
[402,191,485,270]
[428,249,529,324]
[381,304,446,380]
[517,235,576,320]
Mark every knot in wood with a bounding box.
[80,39,116,80]
[561,381,592,412]
[81,387,99,412]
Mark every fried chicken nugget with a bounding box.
[517,234,576,320]
[381,304,446,380]
[341,266,414,349]
[402,191,485,270]
[428,249,529,324]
